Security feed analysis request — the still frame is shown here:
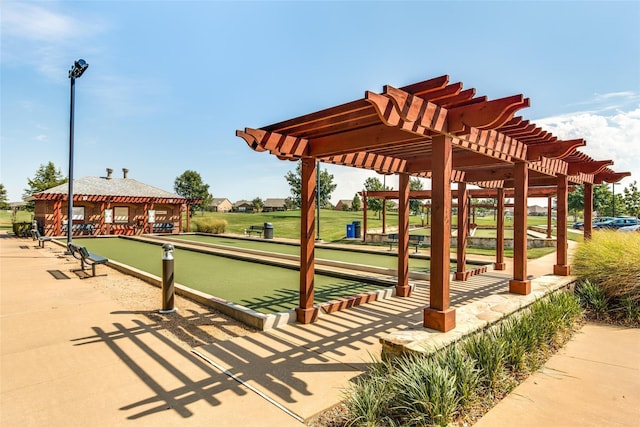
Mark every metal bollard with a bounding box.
[159,243,177,314]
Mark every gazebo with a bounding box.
[31,168,198,237]
[237,75,629,332]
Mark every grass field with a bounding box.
[0,210,33,232]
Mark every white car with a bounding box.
[619,224,640,232]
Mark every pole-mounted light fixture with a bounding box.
[66,58,89,250]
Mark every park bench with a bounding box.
[384,233,425,253]
[61,223,95,235]
[31,229,52,248]
[68,243,108,277]
[245,225,264,237]
[153,222,175,233]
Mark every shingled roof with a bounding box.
[32,175,189,203]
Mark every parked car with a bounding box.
[593,217,640,230]
[619,224,640,232]
[572,216,614,230]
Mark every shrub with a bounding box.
[573,231,640,324]
[573,231,640,302]
[192,218,227,234]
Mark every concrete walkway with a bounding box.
[1,234,638,426]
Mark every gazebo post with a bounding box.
[495,188,506,270]
[362,191,367,242]
[396,173,411,297]
[382,196,387,234]
[583,182,593,240]
[554,174,570,275]
[509,161,531,294]
[424,135,455,332]
[546,196,553,238]
[455,181,468,280]
[296,158,318,323]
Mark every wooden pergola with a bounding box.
[237,75,629,332]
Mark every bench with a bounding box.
[68,243,108,277]
[384,233,425,253]
[61,223,95,235]
[31,229,52,248]
[245,225,264,237]
[152,222,175,233]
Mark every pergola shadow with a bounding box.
[71,314,249,420]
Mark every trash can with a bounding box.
[352,221,361,239]
[346,223,355,239]
[263,222,274,239]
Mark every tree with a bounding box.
[174,170,212,216]
[567,185,585,222]
[351,193,362,212]
[252,197,264,212]
[23,162,67,210]
[0,184,8,209]
[623,181,640,217]
[409,178,424,214]
[284,161,337,208]
[363,177,388,217]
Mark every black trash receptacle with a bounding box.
[353,221,361,239]
[263,222,274,239]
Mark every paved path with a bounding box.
[1,234,638,426]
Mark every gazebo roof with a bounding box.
[32,176,189,204]
[238,75,629,186]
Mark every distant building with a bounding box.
[335,200,353,211]
[233,200,254,213]
[528,205,548,216]
[263,198,288,212]
[30,168,195,236]
[211,198,232,212]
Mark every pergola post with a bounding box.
[424,135,455,332]
[583,182,593,240]
[396,173,411,297]
[495,188,506,270]
[509,161,531,294]
[455,181,468,280]
[546,196,553,239]
[362,191,368,241]
[297,158,319,323]
[554,174,570,276]
[382,197,387,234]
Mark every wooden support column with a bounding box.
[554,174,570,276]
[583,183,593,240]
[397,173,411,297]
[509,162,531,294]
[382,197,387,234]
[297,158,319,323]
[455,182,468,280]
[54,199,62,236]
[424,135,456,332]
[99,201,105,235]
[495,188,506,270]
[362,191,368,242]
[546,196,553,239]
[185,204,191,232]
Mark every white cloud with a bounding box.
[2,3,76,41]
[1,3,106,79]
[537,104,640,187]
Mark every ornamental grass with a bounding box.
[573,231,640,324]
[341,292,583,427]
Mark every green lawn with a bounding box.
[0,210,33,232]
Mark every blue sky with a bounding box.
[2,1,639,205]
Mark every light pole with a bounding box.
[67,59,89,249]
